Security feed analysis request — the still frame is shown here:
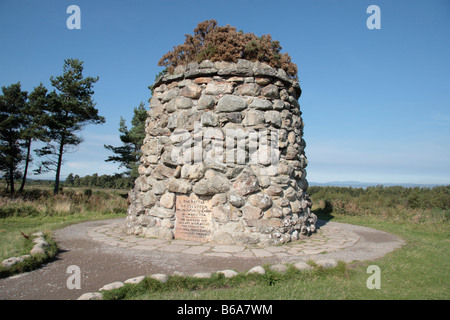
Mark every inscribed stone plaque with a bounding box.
[175,194,212,242]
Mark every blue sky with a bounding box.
[0,0,449,185]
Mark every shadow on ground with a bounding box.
[313,200,335,229]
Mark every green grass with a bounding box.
[0,212,125,260]
[0,231,59,278]
[1,185,449,299]
[0,186,127,277]
[320,215,450,300]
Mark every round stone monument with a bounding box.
[125,59,317,245]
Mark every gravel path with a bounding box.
[0,218,404,300]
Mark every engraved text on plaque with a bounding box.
[174,194,212,242]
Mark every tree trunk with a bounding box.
[9,164,15,195]
[19,138,32,193]
[53,135,65,195]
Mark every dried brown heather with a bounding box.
[158,20,298,78]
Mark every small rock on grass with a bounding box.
[30,244,46,256]
[217,269,238,278]
[124,276,145,284]
[99,281,124,291]
[247,266,265,275]
[193,272,212,279]
[149,273,169,283]
[269,264,288,273]
[1,257,25,268]
[315,259,338,269]
[77,292,103,300]
[293,261,313,271]
[32,237,47,245]
[193,272,211,279]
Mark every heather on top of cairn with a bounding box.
[157,20,298,79]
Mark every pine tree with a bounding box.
[19,83,47,192]
[73,174,80,187]
[104,102,147,181]
[35,59,105,194]
[65,173,75,186]
[0,82,28,194]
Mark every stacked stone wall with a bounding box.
[125,59,316,245]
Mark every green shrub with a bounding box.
[0,205,39,218]
[84,188,93,198]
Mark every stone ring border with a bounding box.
[77,258,337,300]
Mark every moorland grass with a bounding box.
[0,187,127,277]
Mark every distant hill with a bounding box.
[309,181,446,188]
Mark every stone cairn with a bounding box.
[125,59,317,245]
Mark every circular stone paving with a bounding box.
[87,218,393,261]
